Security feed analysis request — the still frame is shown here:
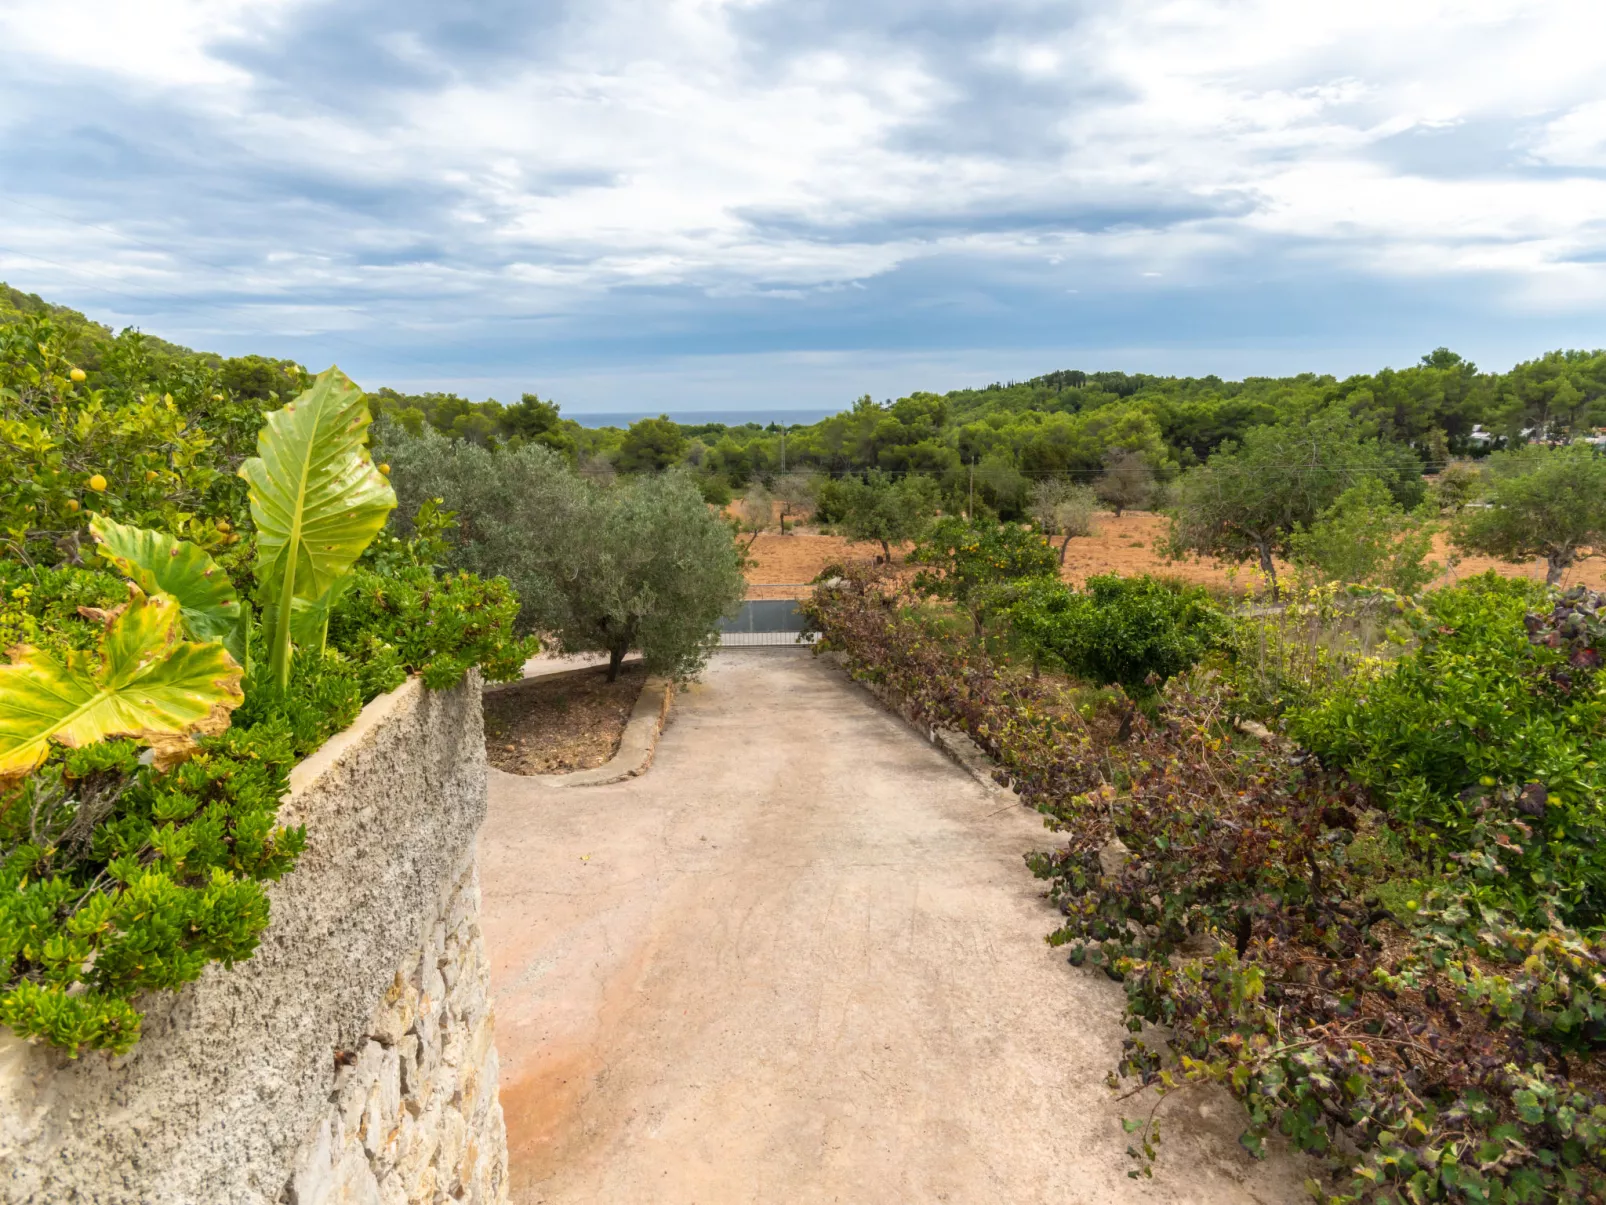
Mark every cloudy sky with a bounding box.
[2,0,1605,412]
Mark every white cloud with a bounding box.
[1531,100,1606,168]
[4,0,1606,387]
[0,0,307,88]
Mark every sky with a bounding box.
[2,0,1605,413]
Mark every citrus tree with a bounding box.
[909,516,1059,635]
[1,316,222,561]
[1005,573,1229,698]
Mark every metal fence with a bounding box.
[717,594,818,648]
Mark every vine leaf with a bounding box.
[238,366,395,687]
[0,586,244,784]
[89,513,246,666]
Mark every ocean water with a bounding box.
[568,408,838,430]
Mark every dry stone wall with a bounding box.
[0,675,508,1205]
[286,856,505,1205]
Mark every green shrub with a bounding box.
[330,567,534,689]
[1212,580,1399,720]
[0,646,325,1056]
[695,474,732,506]
[1007,573,1230,696]
[1288,478,1440,593]
[1289,574,1606,925]
[809,566,1606,1202]
[2,383,535,1056]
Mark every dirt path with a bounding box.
[480,651,1310,1203]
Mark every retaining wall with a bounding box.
[0,674,508,1205]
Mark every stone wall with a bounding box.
[286,856,504,1205]
[0,675,509,1205]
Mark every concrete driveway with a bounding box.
[479,650,1308,1204]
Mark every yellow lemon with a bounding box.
[88,474,107,492]
[66,499,80,512]
[145,470,159,482]
[378,463,391,476]
[69,367,87,383]
[216,519,231,532]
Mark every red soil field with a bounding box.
[741,511,1605,598]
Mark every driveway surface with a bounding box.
[480,650,1308,1204]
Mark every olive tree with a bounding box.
[377,424,745,679]
[836,473,939,561]
[376,422,581,634]
[1094,450,1154,518]
[772,472,818,534]
[1028,478,1097,564]
[1166,410,1421,596]
[735,483,773,548]
[1452,444,1606,585]
[554,471,748,679]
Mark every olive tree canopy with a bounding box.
[1165,409,1422,595]
[378,424,745,679]
[1452,444,1606,586]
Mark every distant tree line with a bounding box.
[6,282,1603,592]
[373,343,1606,529]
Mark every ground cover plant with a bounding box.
[0,369,534,1056]
[805,564,1606,1203]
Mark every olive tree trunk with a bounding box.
[607,643,630,682]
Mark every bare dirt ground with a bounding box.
[743,513,1605,596]
[483,664,648,775]
[480,651,1313,1203]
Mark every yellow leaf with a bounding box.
[0,586,243,784]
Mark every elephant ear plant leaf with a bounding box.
[238,366,396,689]
[0,586,245,784]
[89,512,249,667]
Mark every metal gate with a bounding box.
[717,598,817,648]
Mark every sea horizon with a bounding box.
[566,408,839,430]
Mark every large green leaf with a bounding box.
[287,575,353,655]
[238,367,396,688]
[89,514,247,666]
[0,586,244,784]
